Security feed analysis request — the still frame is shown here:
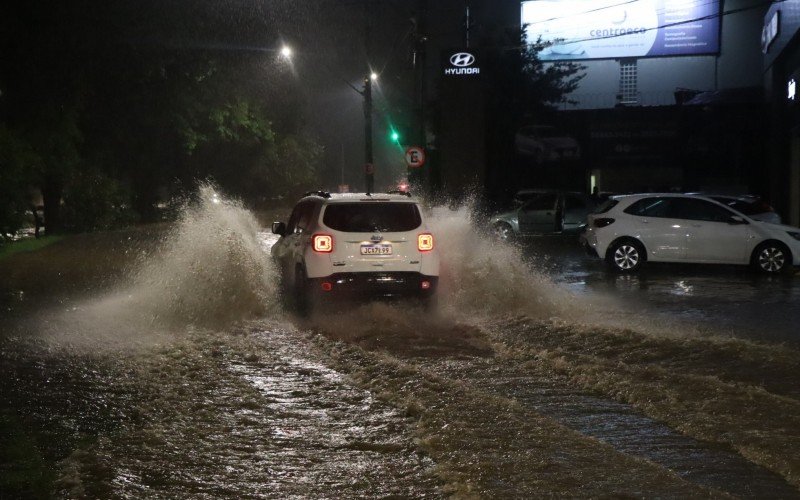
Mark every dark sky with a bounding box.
[1,0,520,191]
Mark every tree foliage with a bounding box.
[0,127,38,243]
[479,28,584,199]
[0,1,323,234]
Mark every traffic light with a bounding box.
[390,129,400,143]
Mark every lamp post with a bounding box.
[363,72,378,194]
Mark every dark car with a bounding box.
[490,191,596,239]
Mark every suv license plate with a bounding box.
[361,244,392,255]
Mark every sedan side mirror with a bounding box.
[272,221,287,236]
[728,216,748,225]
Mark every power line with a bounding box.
[524,0,639,28]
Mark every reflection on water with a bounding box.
[520,235,800,345]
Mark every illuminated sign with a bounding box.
[443,50,481,76]
[521,0,721,61]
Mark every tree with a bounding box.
[0,127,38,242]
[2,0,324,227]
[480,28,584,200]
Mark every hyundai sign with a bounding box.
[521,0,721,61]
[443,50,481,76]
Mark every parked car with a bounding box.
[514,125,580,162]
[491,191,595,239]
[581,194,800,274]
[271,191,440,314]
[685,193,781,224]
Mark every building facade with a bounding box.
[763,0,800,225]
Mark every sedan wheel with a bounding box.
[607,240,644,272]
[493,222,514,241]
[755,243,789,274]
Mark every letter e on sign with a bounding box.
[405,146,426,168]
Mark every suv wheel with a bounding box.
[752,242,791,274]
[606,239,645,273]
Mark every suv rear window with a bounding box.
[322,202,422,232]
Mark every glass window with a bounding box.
[286,204,302,234]
[298,202,318,232]
[593,199,618,214]
[322,203,422,232]
[670,198,733,222]
[522,193,558,211]
[623,197,672,218]
[287,201,315,234]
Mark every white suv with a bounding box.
[271,191,440,312]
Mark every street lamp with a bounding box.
[280,46,292,59]
[363,74,375,193]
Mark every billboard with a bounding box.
[521,0,721,61]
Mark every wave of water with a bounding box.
[130,185,278,327]
[32,185,279,350]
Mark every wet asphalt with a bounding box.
[518,234,800,346]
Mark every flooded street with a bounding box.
[2,193,800,497]
[523,234,800,346]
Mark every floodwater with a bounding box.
[2,188,799,497]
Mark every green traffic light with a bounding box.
[391,131,400,142]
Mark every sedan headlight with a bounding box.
[787,231,800,241]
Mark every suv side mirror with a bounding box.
[272,221,287,236]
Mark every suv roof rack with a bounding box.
[303,190,331,199]
[386,190,412,197]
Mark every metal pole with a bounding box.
[410,0,427,192]
[465,5,471,48]
[363,0,374,194]
[363,76,375,194]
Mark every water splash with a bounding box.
[130,184,278,328]
[427,203,576,321]
[33,184,279,349]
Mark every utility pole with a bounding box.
[465,5,472,48]
[410,0,428,193]
[363,0,375,194]
[363,75,375,194]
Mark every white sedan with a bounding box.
[581,194,800,273]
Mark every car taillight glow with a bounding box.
[421,280,431,290]
[418,233,434,251]
[312,234,333,253]
[594,218,615,228]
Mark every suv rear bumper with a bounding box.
[309,272,438,298]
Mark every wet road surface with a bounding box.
[520,233,800,346]
[2,196,799,497]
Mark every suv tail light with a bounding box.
[312,234,333,253]
[594,218,615,228]
[418,233,434,252]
